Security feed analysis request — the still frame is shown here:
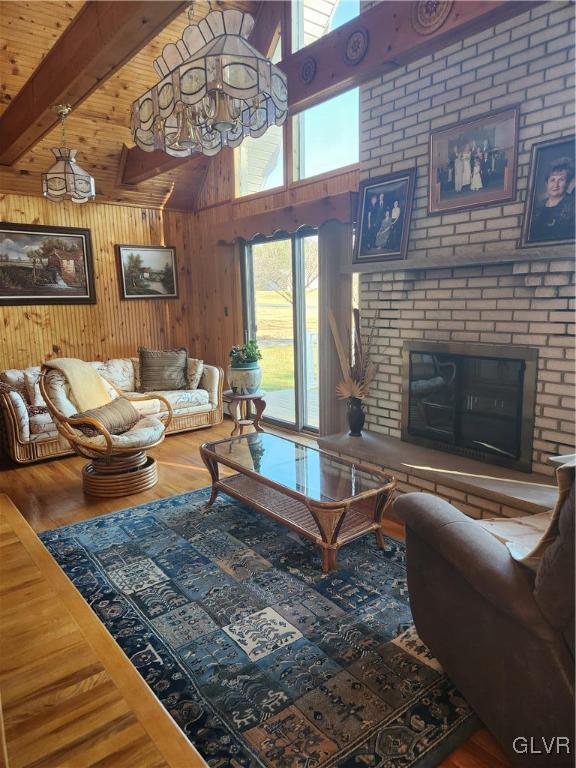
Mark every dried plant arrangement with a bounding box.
[328,307,377,401]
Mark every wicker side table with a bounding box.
[223,390,266,437]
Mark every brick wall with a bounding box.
[359,3,576,476]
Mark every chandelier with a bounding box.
[42,105,96,204]
[130,7,288,158]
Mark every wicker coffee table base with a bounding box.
[201,446,395,572]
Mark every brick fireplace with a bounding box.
[357,2,575,479]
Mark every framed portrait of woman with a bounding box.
[353,168,416,263]
[520,135,575,248]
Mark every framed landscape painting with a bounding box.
[429,106,519,214]
[0,222,95,305]
[116,245,178,299]
[354,168,416,263]
[520,135,575,248]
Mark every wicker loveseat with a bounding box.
[0,357,223,464]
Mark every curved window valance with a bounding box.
[216,191,356,243]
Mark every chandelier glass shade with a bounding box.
[42,148,96,204]
[42,106,96,204]
[130,8,288,158]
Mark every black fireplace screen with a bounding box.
[407,351,525,461]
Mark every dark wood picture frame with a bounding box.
[116,244,179,300]
[520,135,576,248]
[428,105,519,215]
[0,222,95,305]
[353,168,416,263]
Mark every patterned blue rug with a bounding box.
[40,488,477,767]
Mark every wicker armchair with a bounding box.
[39,366,173,497]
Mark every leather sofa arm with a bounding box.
[199,365,223,406]
[394,492,557,642]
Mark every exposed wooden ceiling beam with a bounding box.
[251,0,286,58]
[0,1,187,166]
[283,0,541,114]
[121,0,285,188]
[121,0,540,190]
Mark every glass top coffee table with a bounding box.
[200,432,396,572]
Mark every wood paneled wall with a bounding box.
[196,166,359,233]
[0,194,241,371]
[0,164,357,374]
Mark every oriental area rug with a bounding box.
[40,488,477,767]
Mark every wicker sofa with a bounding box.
[0,357,223,464]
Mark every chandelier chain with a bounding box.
[52,104,72,147]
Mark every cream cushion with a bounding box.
[124,389,210,417]
[1,368,27,388]
[6,391,29,441]
[2,366,48,409]
[72,416,165,453]
[90,359,135,392]
[29,411,57,435]
[24,367,48,408]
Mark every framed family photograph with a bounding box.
[354,168,416,263]
[116,244,178,299]
[520,135,575,248]
[429,106,519,214]
[0,222,95,305]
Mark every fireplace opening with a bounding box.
[402,342,538,472]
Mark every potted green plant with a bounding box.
[227,340,263,395]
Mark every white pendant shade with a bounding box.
[42,147,96,204]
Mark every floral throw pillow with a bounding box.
[0,381,49,416]
[187,359,204,390]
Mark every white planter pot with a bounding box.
[227,364,262,395]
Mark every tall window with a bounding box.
[236,127,284,197]
[292,89,359,181]
[236,39,284,197]
[244,232,319,430]
[236,1,361,196]
[291,0,359,181]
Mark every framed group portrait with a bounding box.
[520,135,575,248]
[429,106,519,214]
[0,222,95,305]
[116,244,178,299]
[354,168,416,263]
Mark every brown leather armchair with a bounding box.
[393,482,574,766]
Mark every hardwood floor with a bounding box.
[0,422,511,768]
[0,495,205,768]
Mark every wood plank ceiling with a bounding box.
[0,0,257,210]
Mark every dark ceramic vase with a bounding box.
[347,397,365,436]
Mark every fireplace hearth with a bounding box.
[401,341,538,472]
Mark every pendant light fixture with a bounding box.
[42,104,96,204]
[130,5,288,158]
